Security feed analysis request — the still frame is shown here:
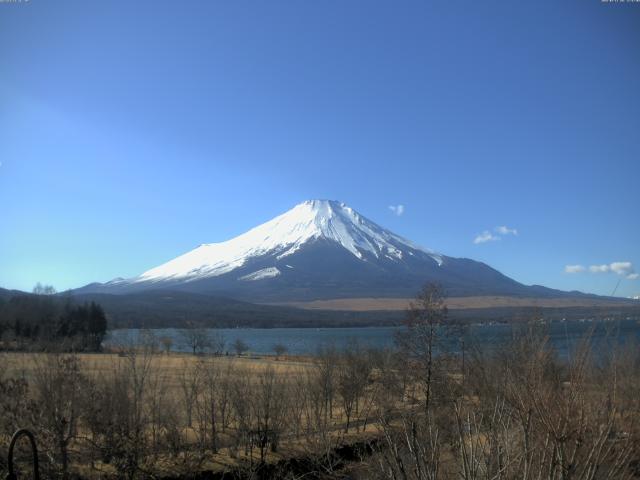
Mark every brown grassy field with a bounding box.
[1,350,313,379]
[270,295,636,311]
[0,349,386,478]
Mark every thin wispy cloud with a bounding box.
[565,265,586,274]
[570,261,638,280]
[474,225,518,244]
[388,204,405,216]
[589,264,610,273]
[474,230,499,244]
[495,225,518,236]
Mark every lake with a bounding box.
[106,318,640,357]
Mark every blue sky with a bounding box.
[1,0,639,297]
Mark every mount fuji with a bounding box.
[76,200,584,303]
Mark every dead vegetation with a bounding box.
[1,285,639,479]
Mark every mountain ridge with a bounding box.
[72,200,615,303]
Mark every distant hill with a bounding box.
[2,286,638,329]
[0,287,27,301]
[70,290,640,328]
[72,290,404,328]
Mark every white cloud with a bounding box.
[586,261,637,280]
[495,225,518,236]
[610,261,633,276]
[474,225,518,244]
[565,265,586,274]
[474,230,500,244]
[388,204,405,216]
[589,264,610,273]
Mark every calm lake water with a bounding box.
[106,319,640,357]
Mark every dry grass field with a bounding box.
[0,348,390,478]
[271,295,636,311]
[1,350,314,381]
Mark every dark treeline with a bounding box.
[3,286,639,330]
[0,284,107,351]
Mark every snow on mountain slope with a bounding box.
[74,199,593,302]
[134,200,443,284]
[239,267,281,282]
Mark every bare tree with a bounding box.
[87,345,157,479]
[337,341,372,433]
[395,282,454,415]
[298,366,350,476]
[139,329,159,353]
[32,353,84,480]
[315,344,338,424]
[32,282,57,295]
[193,358,224,453]
[458,322,640,480]
[229,367,252,458]
[218,359,234,432]
[233,338,249,356]
[250,366,288,462]
[181,327,212,355]
[273,343,287,359]
[210,330,225,355]
[178,360,201,428]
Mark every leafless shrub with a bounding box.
[337,341,372,433]
[273,343,288,359]
[82,346,157,479]
[178,359,201,428]
[32,353,84,479]
[193,357,229,453]
[233,338,250,356]
[181,327,213,355]
[0,363,37,476]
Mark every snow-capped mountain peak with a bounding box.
[75,199,566,303]
[135,200,442,284]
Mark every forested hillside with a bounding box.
[0,286,107,351]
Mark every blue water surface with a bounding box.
[105,319,640,357]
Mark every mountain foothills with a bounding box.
[0,288,108,350]
[75,200,598,302]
